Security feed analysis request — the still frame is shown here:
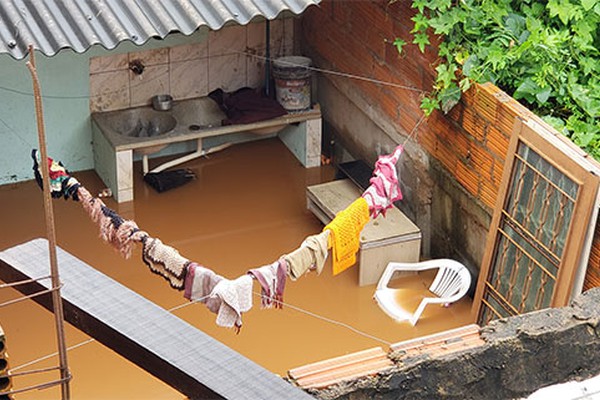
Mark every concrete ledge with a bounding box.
[307,287,600,400]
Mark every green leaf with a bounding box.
[413,32,431,53]
[513,78,539,103]
[439,84,462,113]
[580,57,599,76]
[459,77,472,92]
[569,83,600,117]
[536,86,552,104]
[547,0,579,24]
[429,0,452,11]
[541,115,567,133]
[411,13,430,33]
[428,12,458,35]
[462,54,479,77]
[581,0,597,11]
[393,38,407,54]
[573,19,597,46]
[411,0,429,13]
[420,96,439,116]
[435,63,458,88]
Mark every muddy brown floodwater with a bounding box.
[0,138,473,399]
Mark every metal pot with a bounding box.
[152,94,173,111]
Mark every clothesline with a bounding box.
[31,145,404,332]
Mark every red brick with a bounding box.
[486,126,510,161]
[461,106,488,143]
[479,179,499,209]
[455,160,480,197]
[470,146,494,181]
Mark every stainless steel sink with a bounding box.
[104,108,177,138]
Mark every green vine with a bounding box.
[393,0,600,160]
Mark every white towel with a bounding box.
[210,274,253,331]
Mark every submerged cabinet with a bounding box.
[307,179,421,286]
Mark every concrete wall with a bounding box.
[0,18,294,186]
[309,287,600,400]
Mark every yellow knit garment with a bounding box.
[323,197,370,276]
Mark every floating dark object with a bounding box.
[143,169,196,193]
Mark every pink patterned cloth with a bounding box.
[184,262,225,315]
[362,145,404,218]
[248,260,287,309]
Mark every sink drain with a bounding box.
[189,124,202,131]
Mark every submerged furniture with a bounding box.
[92,97,322,202]
[306,179,421,286]
[374,259,471,326]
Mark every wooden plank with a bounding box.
[0,239,314,400]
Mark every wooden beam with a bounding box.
[0,239,313,400]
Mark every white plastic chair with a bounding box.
[374,259,471,326]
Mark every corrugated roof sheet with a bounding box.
[0,0,321,60]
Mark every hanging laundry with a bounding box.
[362,145,404,218]
[77,187,146,259]
[141,237,189,289]
[248,259,287,308]
[284,231,329,280]
[184,262,224,314]
[31,149,81,200]
[209,275,253,332]
[323,197,370,275]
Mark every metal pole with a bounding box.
[25,46,71,400]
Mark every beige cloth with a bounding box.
[285,231,329,280]
[142,237,189,289]
[210,274,253,331]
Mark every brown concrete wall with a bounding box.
[308,287,600,400]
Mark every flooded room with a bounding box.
[1,1,600,399]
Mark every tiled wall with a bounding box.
[89,18,295,113]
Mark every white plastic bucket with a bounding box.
[272,56,312,112]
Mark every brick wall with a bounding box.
[300,0,526,211]
[299,0,600,287]
[308,288,600,400]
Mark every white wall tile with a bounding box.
[89,24,289,107]
[283,17,295,56]
[209,25,246,57]
[247,22,266,56]
[129,47,169,67]
[170,59,209,100]
[170,42,208,62]
[247,54,265,89]
[208,54,247,92]
[129,65,170,107]
[90,53,128,74]
[90,70,130,112]
[269,19,285,58]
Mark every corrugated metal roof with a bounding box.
[0,0,321,60]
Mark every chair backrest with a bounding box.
[429,260,471,301]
